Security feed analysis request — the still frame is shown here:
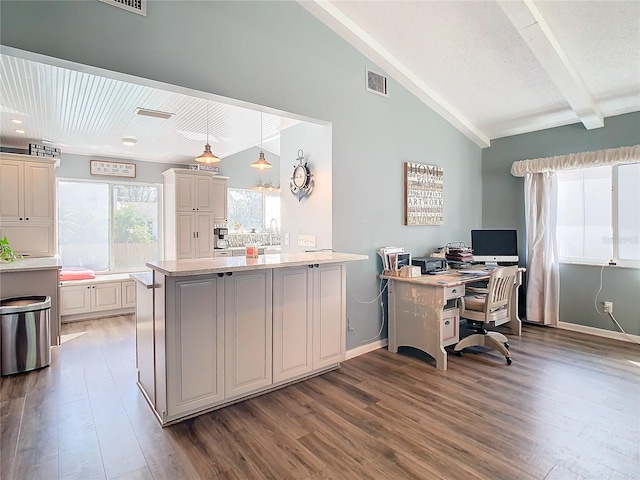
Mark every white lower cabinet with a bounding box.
[60,282,122,315]
[224,270,272,398]
[60,278,135,317]
[166,278,224,418]
[272,263,346,381]
[147,263,347,425]
[272,267,313,383]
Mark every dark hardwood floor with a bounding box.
[1,315,638,480]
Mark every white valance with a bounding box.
[510,144,640,177]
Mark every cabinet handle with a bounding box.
[196,232,199,238]
[193,232,196,239]
[25,218,29,221]
[315,264,319,268]
[19,217,23,221]
[309,265,314,268]
[217,273,224,277]
[226,272,233,276]
[87,286,90,289]
[445,320,450,326]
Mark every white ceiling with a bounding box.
[1,1,638,158]
[0,53,301,164]
[301,0,640,147]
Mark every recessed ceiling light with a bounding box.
[122,137,137,146]
[15,129,25,134]
[12,119,22,124]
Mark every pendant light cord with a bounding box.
[260,112,263,150]
[206,101,210,144]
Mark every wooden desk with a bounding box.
[382,270,523,370]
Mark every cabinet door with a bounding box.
[60,285,92,316]
[312,264,346,369]
[175,175,195,212]
[211,178,227,222]
[176,213,196,260]
[23,162,54,222]
[195,214,214,259]
[167,278,224,417]
[224,270,273,398]
[92,282,122,312]
[122,281,136,309]
[272,267,313,383]
[0,160,23,221]
[194,176,213,212]
[0,224,55,257]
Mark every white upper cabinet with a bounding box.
[162,169,228,261]
[0,153,56,257]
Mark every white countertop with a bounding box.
[147,251,368,277]
[0,256,62,273]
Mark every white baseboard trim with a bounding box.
[346,338,388,360]
[557,321,640,344]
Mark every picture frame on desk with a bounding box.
[394,252,412,271]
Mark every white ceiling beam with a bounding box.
[299,0,491,148]
[498,0,604,130]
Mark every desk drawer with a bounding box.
[444,284,464,300]
[442,308,459,347]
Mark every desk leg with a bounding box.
[506,272,522,336]
[388,281,398,353]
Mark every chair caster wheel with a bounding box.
[506,357,512,365]
[504,342,510,350]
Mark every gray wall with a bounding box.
[482,112,640,335]
[1,0,483,349]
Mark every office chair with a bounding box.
[454,266,518,365]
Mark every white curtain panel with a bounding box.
[524,173,559,325]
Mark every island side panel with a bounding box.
[153,271,167,421]
[135,279,155,406]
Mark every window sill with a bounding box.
[559,260,639,269]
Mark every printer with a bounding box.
[411,256,448,274]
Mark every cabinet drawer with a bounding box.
[441,308,459,347]
[444,284,464,300]
[214,250,233,257]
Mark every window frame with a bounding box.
[226,187,280,233]
[556,163,639,268]
[57,177,163,273]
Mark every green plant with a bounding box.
[0,236,23,262]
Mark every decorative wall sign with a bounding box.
[90,160,136,178]
[29,143,61,159]
[404,162,443,226]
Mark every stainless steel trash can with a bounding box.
[0,296,51,376]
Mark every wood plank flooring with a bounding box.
[1,315,638,479]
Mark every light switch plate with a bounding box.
[298,234,317,247]
[284,233,290,245]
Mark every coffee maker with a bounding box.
[214,227,229,249]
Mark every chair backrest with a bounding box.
[482,266,518,324]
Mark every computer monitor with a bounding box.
[471,229,519,266]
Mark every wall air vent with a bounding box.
[135,107,174,120]
[98,0,146,16]
[366,68,388,97]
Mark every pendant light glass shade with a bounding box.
[196,101,220,164]
[251,112,272,169]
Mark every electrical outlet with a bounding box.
[284,233,290,245]
[298,234,317,247]
[604,301,613,314]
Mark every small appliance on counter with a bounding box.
[214,227,229,249]
[411,256,448,275]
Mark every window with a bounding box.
[58,179,161,272]
[556,163,639,265]
[227,188,280,233]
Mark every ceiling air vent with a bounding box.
[135,107,174,120]
[98,0,146,16]
[366,68,388,97]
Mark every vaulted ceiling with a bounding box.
[1,1,638,161]
[301,0,640,147]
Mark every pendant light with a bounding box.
[251,112,272,170]
[196,101,220,164]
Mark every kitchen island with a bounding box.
[141,251,367,426]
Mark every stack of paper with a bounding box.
[378,246,404,272]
